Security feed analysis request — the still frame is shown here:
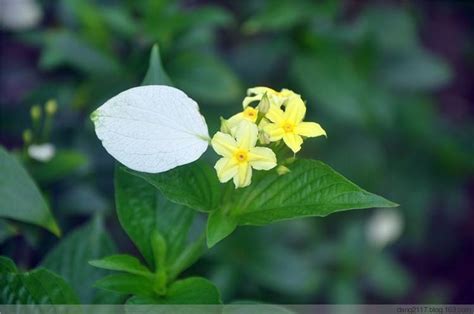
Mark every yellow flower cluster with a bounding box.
[211,86,326,188]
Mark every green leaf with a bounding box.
[28,150,88,184]
[0,146,60,236]
[94,273,155,298]
[206,208,237,248]
[0,256,17,273]
[142,44,172,86]
[242,0,316,33]
[169,53,242,105]
[126,161,221,213]
[115,166,205,276]
[127,277,221,304]
[367,252,412,298]
[89,255,152,277]
[229,159,397,225]
[207,159,397,247]
[39,30,121,75]
[0,256,79,304]
[379,49,452,91]
[40,215,118,303]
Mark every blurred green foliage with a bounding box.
[0,0,473,305]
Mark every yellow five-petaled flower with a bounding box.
[263,95,326,153]
[211,121,277,188]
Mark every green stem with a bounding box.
[150,231,168,295]
[167,231,207,282]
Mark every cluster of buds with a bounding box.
[23,99,58,162]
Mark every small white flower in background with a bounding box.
[92,85,209,173]
[28,143,55,162]
[0,0,42,31]
[366,208,403,249]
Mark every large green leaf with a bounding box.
[127,277,221,304]
[115,166,205,276]
[0,256,79,304]
[206,159,396,246]
[40,216,118,303]
[0,146,60,236]
[126,161,221,213]
[228,159,397,225]
[128,159,396,247]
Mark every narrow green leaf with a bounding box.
[126,160,222,213]
[95,273,155,298]
[0,146,60,236]
[115,166,202,275]
[89,255,152,277]
[206,209,237,248]
[0,256,79,304]
[40,215,118,304]
[142,44,172,86]
[127,277,221,304]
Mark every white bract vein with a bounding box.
[92,85,209,173]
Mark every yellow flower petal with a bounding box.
[266,106,285,125]
[242,95,261,108]
[248,147,277,170]
[295,122,327,138]
[226,112,245,130]
[233,163,252,188]
[211,132,238,157]
[235,121,258,150]
[284,96,306,124]
[214,157,238,183]
[247,86,278,96]
[279,88,299,98]
[263,123,284,141]
[283,133,303,153]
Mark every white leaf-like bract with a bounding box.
[92,85,209,173]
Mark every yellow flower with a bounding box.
[263,96,326,153]
[242,86,299,109]
[225,106,259,132]
[211,121,277,188]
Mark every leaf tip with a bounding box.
[48,219,61,237]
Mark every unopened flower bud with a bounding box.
[22,129,33,144]
[276,165,290,176]
[258,93,271,114]
[45,99,58,115]
[30,105,42,121]
[220,117,231,134]
[258,130,271,145]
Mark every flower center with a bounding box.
[243,107,258,122]
[234,149,248,163]
[282,122,294,133]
